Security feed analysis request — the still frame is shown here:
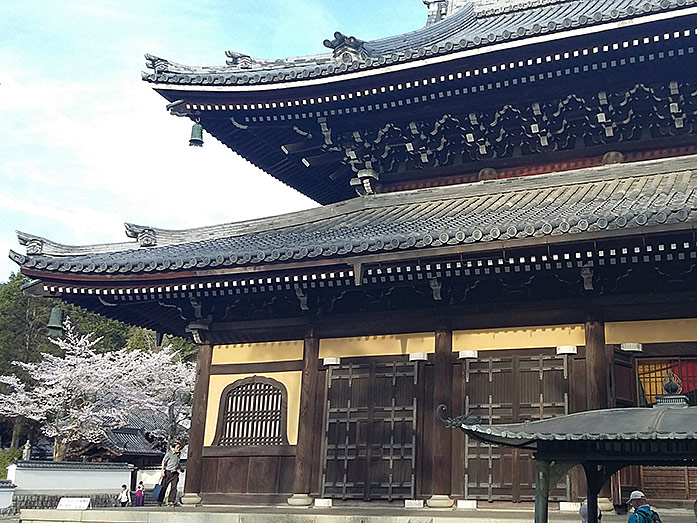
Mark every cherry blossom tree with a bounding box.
[0,319,195,460]
[136,347,195,445]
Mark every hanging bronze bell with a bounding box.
[47,306,64,337]
[189,122,203,147]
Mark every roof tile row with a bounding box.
[142,0,694,87]
[10,155,697,276]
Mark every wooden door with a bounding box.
[462,351,569,501]
[321,361,417,500]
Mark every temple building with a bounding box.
[10,0,697,508]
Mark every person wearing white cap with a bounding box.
[626,490,661,522]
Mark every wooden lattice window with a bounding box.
[213,376,289,446]
[638,357,697,406]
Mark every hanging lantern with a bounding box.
[47,306,64,337]
[189,121,203,147]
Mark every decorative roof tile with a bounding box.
[11,154,697,276]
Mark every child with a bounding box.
[135,481,144,507]
[118,484,131,507]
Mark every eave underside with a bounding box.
[156,16,697,203]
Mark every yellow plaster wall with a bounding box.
[605,319,697,344]
[212,340,304,365]
[319,333,435,358]
[453,324,585,351]
[204,371,302,447]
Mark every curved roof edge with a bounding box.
[452,406,697,448]
[141,0,697,89]
[8,153,697,277]
[11,153,697,259]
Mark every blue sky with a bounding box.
[0,1,426,282]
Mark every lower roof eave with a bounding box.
[16,219,695,289]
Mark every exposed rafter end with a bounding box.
[352,261,363,286]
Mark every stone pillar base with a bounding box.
[426,494,454,508]
[287,493,313,506]
[180,493,202,505]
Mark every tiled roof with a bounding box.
[448,405,697,448]
[104,428,162,456]
[142,0,695,87]
[12,461,134,470]
[10,154,697,276]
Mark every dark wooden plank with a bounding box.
[248,456,281,492]
[202,445,295,457]
[432,329,453,497]
[210,361,303,374]
[279,456,296,494]
[201,493,291,504]
[451,361,464,498]
[419,359,434,497]
[200,457,219,494]
[311,367,328,496]
[292,335,320,494]
[184,343,213,495]
[217,456,250,493]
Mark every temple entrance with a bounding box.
[321,360,417,501]
[461,351,570,501]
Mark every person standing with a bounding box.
[118,484,132,507]
[160,442,182,506]
[627,490,661,522]
[135,481,144,507]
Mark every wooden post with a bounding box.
[582,463,603,523]
[182,343,212,504]
[427,328,454,507]
[288,334,319,506]
[585,320,608,411]
[584,320,612,506]
[534,460,550,523]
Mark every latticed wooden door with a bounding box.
[462,352,569,501]
[321,361,417,500]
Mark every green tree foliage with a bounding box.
[0,273,55,373]
[126,327,197,362]
[0,448,21,478]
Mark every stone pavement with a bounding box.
[16,504,696,523]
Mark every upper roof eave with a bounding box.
[142,2,697,91]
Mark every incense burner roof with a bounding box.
[142,0,695,88]
[10,154,697,277]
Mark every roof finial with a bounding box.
[423,0,447,24]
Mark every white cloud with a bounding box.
[0,0,425,281]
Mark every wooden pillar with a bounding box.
[584,320,613,505]
[182,343,212,504]
[585,320,608,411]
[288,334,320,506]
[427,328,454,507]
[534,460,550,523]
[582,463,603,523]
[535,461,575,523]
